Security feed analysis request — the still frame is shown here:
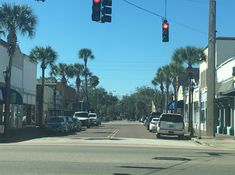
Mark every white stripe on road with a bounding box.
[107,129,119,139]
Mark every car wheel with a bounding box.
[156,133,160,139]
[178,134,184,140]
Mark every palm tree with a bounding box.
[72,64,84,94]
[50,63,72,84]
[152,68,165,112]
[0,3,37,131]
[172,46,206,136]
[29,46,57,127]
[78,48,94,111]
[169,62,184,113]
[161,65,172,111]
[66,63,84,108]
[89,75,99,88]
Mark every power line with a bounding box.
[181,0,206,4]
[122,0,163,18]
[122,0,207,35]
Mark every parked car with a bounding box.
[72,117,82,132]
[156,113,185,139]
[149,117,159,132]
[73,111,90,128]
[139,116,146,123]
[88,113,100,126]
[146,112,161,130]
[64,116,75,132]
[46,116,69,135]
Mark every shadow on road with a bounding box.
[153,157,191,161]
[0,126,74,143]
[119,165,166,170]
[157,135,191,140]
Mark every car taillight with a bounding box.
[182,122,185,129]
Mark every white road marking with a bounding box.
[107,129,119,139]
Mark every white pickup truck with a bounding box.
[73,111,90,128]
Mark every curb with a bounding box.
[192,138,215,147]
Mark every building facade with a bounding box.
[36,82,76,125]
[185,37,235,136]
[0,39,37,130]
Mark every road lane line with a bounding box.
[111,129,119,138]
[107,129,119,139]
[107,129,117,138]
[108,129,119,139]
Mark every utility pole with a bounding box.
[206,0,216,137]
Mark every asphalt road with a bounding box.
[75,120,156,139]
[1,120,234,175]
[0,144,235,175]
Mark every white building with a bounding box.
[0,39,37,129]
[177,37,235,136]
[189,37,235,136]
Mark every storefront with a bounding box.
[0,86,23,131]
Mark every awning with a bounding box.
[216,78,235,97]
[221,88,235,96]
[0,86,23,104]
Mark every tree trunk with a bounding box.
[173,77,178,113]
[4,33,17,135]
[160,83,164,113]
[84,59,89,111]
[39,68,45,127]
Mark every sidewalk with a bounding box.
[0,126,47,143]
[192,134,235,150]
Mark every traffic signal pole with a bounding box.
[206,0,216,137]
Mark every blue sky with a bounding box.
[1,0,234,97]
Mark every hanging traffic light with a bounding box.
[92,0,101,22]
[101,0,112,23]
[162,19,169,42]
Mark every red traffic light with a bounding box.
[93,0,101,4]
[162,22,169,29]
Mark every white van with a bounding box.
[156,113,184,139]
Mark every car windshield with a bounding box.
[151,112,161,118]
[74,112,88,118]
[152,118,159,122]
[160,114,183,122]
[89,114,96,117]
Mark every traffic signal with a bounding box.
[162,19,169,42]
[92,0,101,22]
[101,0,112,23]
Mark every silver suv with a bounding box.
[46,116,69,135]
[156,113,184,139]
